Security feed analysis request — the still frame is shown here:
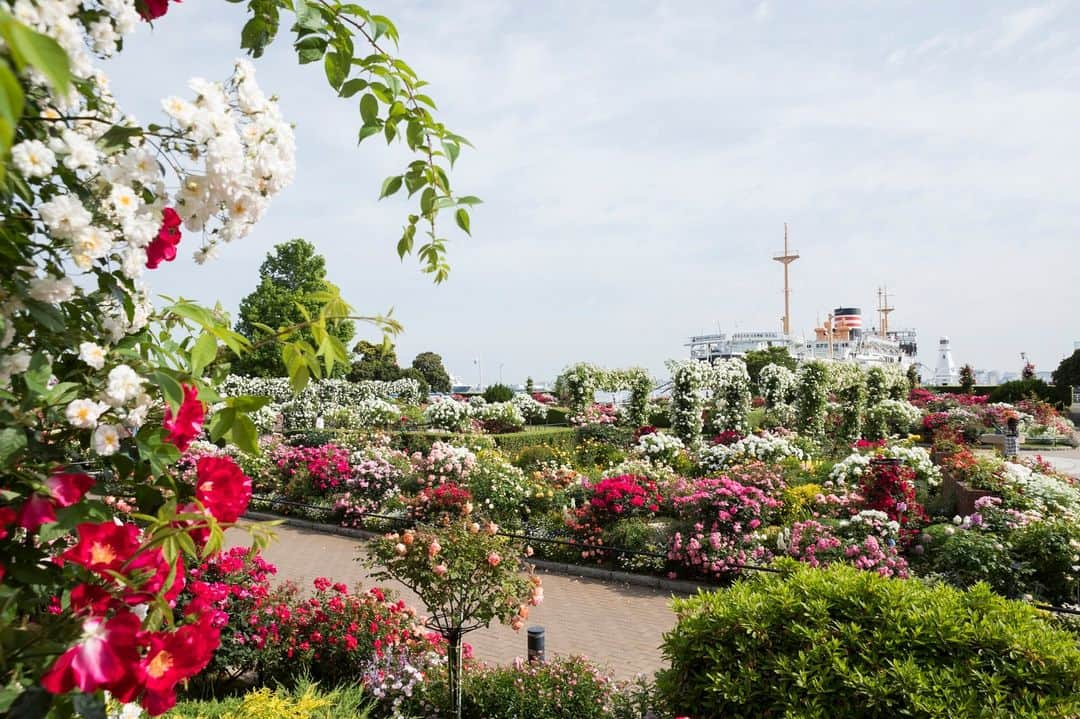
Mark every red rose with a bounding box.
[195,456,252,523]
[45,471,95,507]
[63,522,142,574]
[138,0,178,21]
[40,611,142,695]
[163,384,204,451]
[145,207,182,268]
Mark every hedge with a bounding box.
[491,427,576,455]
[930,382,1073,409]
[657,562,1080,719]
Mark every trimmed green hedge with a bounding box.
[492,427,576,455]
[930,382,1073,409]
[658,562,1080,719]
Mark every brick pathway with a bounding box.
[226,524,681,680]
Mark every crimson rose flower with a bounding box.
[145,207,182,268]
[63,521,142,574]
[195,456,252,523]
[40,611,142,695]
[163,383,204,451]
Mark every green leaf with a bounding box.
[98,124,144,151]
[457,195,484,206]
[0,15,71,94]
[324,50,349,89]
[359,92,379,124]
[229,414,259,455]
[420,187,436,215]
[0,427,26,467]
[441,138,460,167]
[190,331,218,376]
[0,61,24,157]
[455,208,471,236]
[295,35,327,64]
[357,123,380,143]
[208,407,236,441]
[227,394,269,412]
[240,16,270,53]
[150,370,184,409]
[23,352,51,396]
[339,77,368,97]
[71,692,106,719]
[379,175,402,199]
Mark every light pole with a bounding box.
[499,363,504,385]
[474,357,482,392]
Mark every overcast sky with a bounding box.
[105,1,1080,386]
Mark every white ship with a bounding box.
[687,226,918,369]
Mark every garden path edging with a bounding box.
[243,510,704,595]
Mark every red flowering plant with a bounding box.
[667,476,778,578]
[406,482,475,523]
[711,429,744,446]
[858,461,926,542]
[174,547,277,690]
[585,475,662,521]
[271,443,352,499]
[252,578,443,689]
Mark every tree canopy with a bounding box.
[233,239,356,377]
[1053,350,1080,390]
[744,346,797,386]
[412,351,452,392]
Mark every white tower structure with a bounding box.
[933,336,959,386]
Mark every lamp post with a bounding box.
[474,357,482,392]
[499,363,504,385]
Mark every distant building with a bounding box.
[933,337,959,386]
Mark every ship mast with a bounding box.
[877,285,894,338]
[772,223,800,336]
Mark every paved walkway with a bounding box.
[226,524,681,680]
[1020,446,1080,478]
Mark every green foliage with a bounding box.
[491,427,576,456]
[1052,349,1080,391]
[512,445,559,471]
[744,346,796,387]
[233,239,357,378]
[168,681,373,719]
[482,383,514,403]
[235,0,479,283]
[658,562,1080,719]
[398,366,430,397]
[1010,520,1080,605]
[412,351,451,392]
[437,656,617,719]
[959,364,976,394]
[794,361,829,442]
[395,430,494,454]
[989,378,1067,409]
[348,339,402,382]
[919,525,1027,596]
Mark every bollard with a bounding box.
[527,626,545,663]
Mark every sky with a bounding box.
[105,1,1080,386]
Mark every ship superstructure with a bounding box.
[688,227,918,368]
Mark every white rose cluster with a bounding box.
[423,397,472,432]
[635,431,685,461]
[162,59,296,257]
[510,392,549,423]
[698,432,806,473]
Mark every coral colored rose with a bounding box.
[394,543,407,555]
[195,456,251,523]
[45,471,95,507]
[17,494,56,530]
[486,552,502,567]
[40,611,142,695]
[427,540,441,558]
[433,563,448,577]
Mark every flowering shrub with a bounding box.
[865,398,922,439]
[407,482,475,523]
[412,441,477,487]
[510,392,549,423]
[668,476,777,577]
[794,361,829,442]
[333,447,407,525]
[178,548,277,689]
[668,359,710,446]
[253,578,442,690]
[782,519,908,577]
[367,521,542,715]
[828,444,941,489]
[708,358,751,433]
[858,461,926,536]
[465,451,530,526]
[697,432,805,473]
[272,443,352,498]
[759,363,795,412]
[587,475,662,520]
[423,397,472,432]
[569,402,619,427]
[472,401,525,433]
[633,431,685,466]
[829,363,867,445]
